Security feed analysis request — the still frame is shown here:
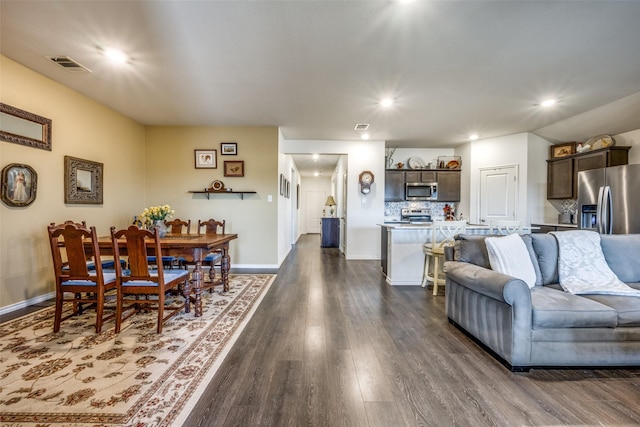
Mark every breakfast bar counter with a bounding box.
[379,223,532,286]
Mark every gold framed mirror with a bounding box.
[0,103,52,151]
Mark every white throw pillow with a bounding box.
[485,233,537,288]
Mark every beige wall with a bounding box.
[144,126,279,267]
[1,55,146,310]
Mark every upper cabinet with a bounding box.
[385,169,460,202]
[547,146,630,199]
[384,170,405,202]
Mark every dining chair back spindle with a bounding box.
[110,226,189,333]
[48,221,117,333]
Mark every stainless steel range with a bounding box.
[401,208,432,224]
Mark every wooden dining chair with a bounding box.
[48,221,117,333]
[163,218,191,268]
[196,218,226,286]
[110,225,189,333]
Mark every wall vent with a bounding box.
[354,123,370,131]
[46,56,92,73]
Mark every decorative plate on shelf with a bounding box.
[584,135,614,150]
[408,157,426,169]
[210,180,224,191]
[446,160,460,169]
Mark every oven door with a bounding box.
[405,183,437,201]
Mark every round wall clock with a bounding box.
[359,170,374,194]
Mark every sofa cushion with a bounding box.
[582,295,640,327]
[455,234,491,268]
[601,234,640,283]
[530,287,618,329]
[486,234,537,288]
[455,234,542,285]
[530,233,559,285]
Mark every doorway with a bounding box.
[306,190,325,234]
[479,166,518,224]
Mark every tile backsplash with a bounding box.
[385,201,458,219]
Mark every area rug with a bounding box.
[0,274,275,426]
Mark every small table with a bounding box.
[93,233,238,317]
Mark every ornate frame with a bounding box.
[0,103,52,151]
[1,163,37,207]
[64,156,103,204]
[224,160,244,177]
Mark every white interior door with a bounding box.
[306,190,325,234]
[479,166,518,224]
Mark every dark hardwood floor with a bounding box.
[185,234,640,426]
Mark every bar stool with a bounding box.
[489,220,523,235]
[421,220,467,295]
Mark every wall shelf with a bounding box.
[189,190,257,200]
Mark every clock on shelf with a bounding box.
[359,170,374,194]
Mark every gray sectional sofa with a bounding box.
[444,232,640,371]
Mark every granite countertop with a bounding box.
[380,222,492,229]
[531,222,578,228]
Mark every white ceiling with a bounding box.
[2,1,640,159]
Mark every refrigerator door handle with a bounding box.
[603,185,613,234]
[596,186,605,234]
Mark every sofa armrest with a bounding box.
[445,260,534,367]
[445,261,531,306]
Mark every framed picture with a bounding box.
[220,142,237,155]
[296,184,300,209]
[195,149,217,168]
[224,160,244,177]
[286,180,290,198]
[550,142,576,159]
[64,156,103,204]
[1,163,37,207]
[0,103,52,151]
[279,174,284,196]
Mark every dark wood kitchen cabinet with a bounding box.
[437,170,461,202]
[547,146,630,199]
[384,170,405,202]
[405,171,437,183]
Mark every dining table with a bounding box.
[92,232,238,317]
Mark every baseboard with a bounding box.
[0,291,55,316]
[231,264,279,269]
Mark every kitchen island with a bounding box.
[380,223,532,286]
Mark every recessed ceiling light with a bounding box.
[314,172,320,177]
[104,48,128,64]
[469,134,479,141]
[361,133,370,140]
[380,98,394,108]
[312,154,319,161]
[540,98,557,107]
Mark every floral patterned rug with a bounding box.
[0,274,275,426]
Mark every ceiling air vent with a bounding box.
[47,56,91,73]
[354,123,370,131]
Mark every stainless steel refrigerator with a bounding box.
[577,163,640,234]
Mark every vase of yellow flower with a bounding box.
[139,205,174,237]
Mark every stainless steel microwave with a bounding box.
[405,182,438,201]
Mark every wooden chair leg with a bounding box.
[157,292,164,334]
[95,297,104,333]
[54,294,63,333]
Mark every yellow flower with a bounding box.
[138,204,174,224]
